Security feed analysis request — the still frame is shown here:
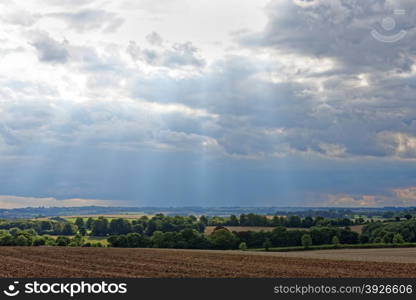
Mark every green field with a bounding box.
[44,235,109,246]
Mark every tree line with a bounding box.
[0,214,368,238]
[1,214,415,250]
[0,214,205,237]
[360,218,416,244]
[206,214,361,227]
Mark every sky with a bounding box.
[0,0,416,208]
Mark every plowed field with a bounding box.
[1,247,416,278]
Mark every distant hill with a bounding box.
[0,206,414,219]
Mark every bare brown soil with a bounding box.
[1,247,416,278]
[251,248,416,264]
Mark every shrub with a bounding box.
[301,234,312,248]
[393,233,405,244]
[263,239,272,251]
[33,237,46,246]
[56,236,71,246]
[15,235,31,246]
[239,242,247,251]
[209,229,239,250]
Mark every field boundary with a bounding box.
[250,242,416,252]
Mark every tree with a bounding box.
[108,235,128,247]
[33,237,46,246]
[209,229,239,250]
[339,228,359,244]
[0,234,14,246]
[302,216,314,228]
[69,234,84,247]
[382,232,395,244]
[40,221,53,232]
[45,237,57,246]
[145,220,157,236]
[301,234,312,248]
[75,217,85,229]
[62,223,76,235]
[239,214,248,226]
[229,215,239,226]
[239,242,247,251]
[151,231,166,248]
[15,235,31,246]
[199,215,208,226]
[331,236,340,246]
[56,236,71,246]
[287,216,302,227]
[393,233,405,244]
[132,224,144,234]
[126,233,150,248]
[79,227,87,236]
[263,238,272,251]
[109,218,132,235]
[180,229,209,249]
[86,217,94,230]
[91,217,109,236]
[9,227,21,237]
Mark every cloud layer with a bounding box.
[0,0,415,207]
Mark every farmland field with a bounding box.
[251,248,416,264]
[63,214,152,222]
[1,247,416,278]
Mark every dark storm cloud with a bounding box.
[242,0,416,73]
[129,50,416,159]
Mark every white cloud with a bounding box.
[0,195,126,209]
[0,0,415,206]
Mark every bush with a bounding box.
[239,242,247,251]
[301,234,312,248]
[0,234,14,246]
[393,233,405,244]
[56,236,71,247]
[15,235,31,246]
[45,238,56,246]
[263,239,272,251]
[33,237,46,246]
[209,229,239,250]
